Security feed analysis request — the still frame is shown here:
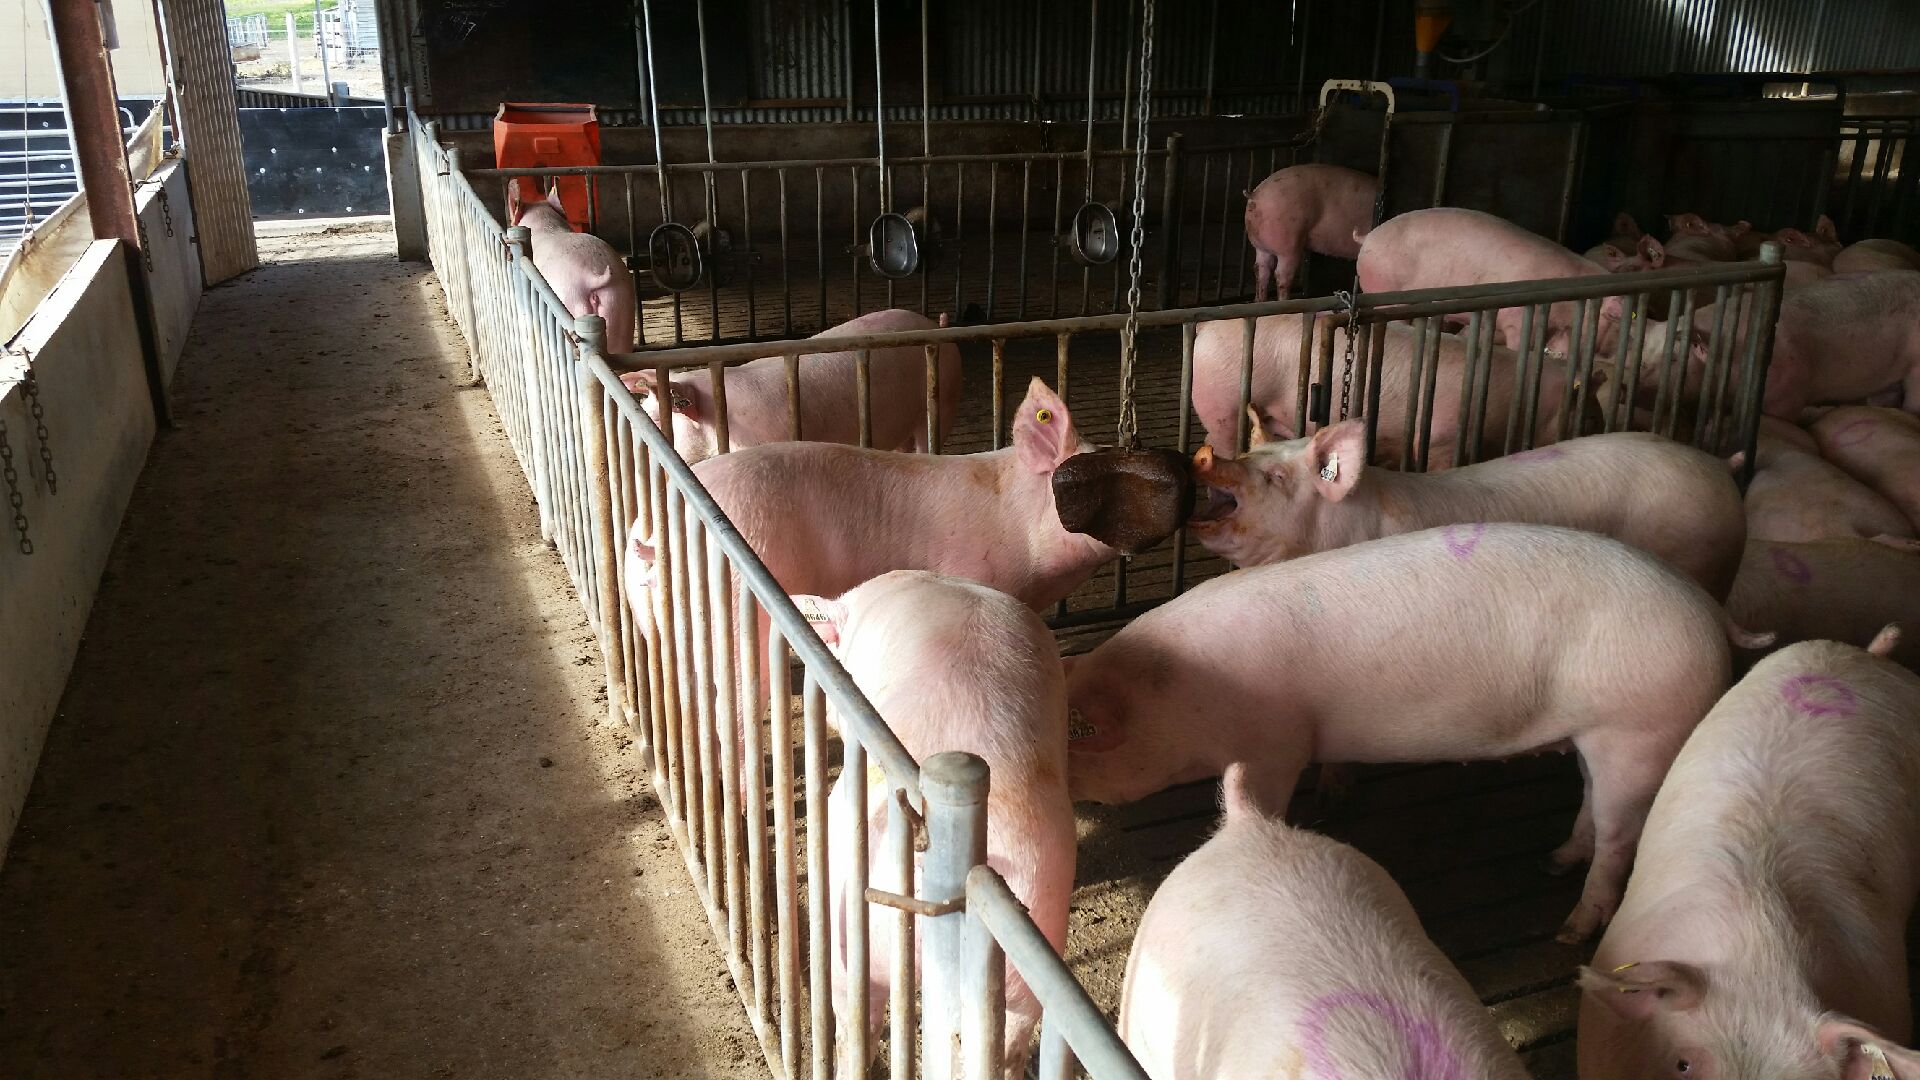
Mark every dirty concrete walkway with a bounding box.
[0,221,759,1079]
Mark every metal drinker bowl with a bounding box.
[648,222,704,292]
[1067,202,1121,266]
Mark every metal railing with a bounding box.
[411,111,1150,1080]
[1832,115,1916,245]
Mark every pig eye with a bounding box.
[1035,408,1054,424]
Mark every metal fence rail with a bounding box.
[412,110,1149,1080]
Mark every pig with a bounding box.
[1612,234,1830,289]
[1577,633,1920,1080]
[1662,213,1749,263]
[1357,207,1702,369]
[1065,524,1764,940]
[1834,238,1920,275]
[1745,417,1918,544]
[517,187,637,354]
[1812,406,1920,530]
[1188,312,1597,467]
[618,309,963,463]
[1693,270,1920,419]
[1773,213,1845,267]
[1243,164,1379,301]
[625,378,1117,619]
[801,572,1073,1079]
[1188,423,1746,598]
[1727,538,1920,671]
[1118,763,1529,1080]
[1584,210,1645,268]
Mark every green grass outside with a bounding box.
[224,0,323,36]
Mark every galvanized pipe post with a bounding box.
[42,0,170,426]
[921,751,989,1080]
[1741,241,1786,484]
[575,314,627,727]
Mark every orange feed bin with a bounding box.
[493,103,602,232]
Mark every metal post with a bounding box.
[42,0,169,425]
[576,315,626,728]
[315,0,332,97]
[1201,0,1219,115]
[1155,134,1184,309]
[1370,0,1386,81]
[1742,242,1786,484]
[921,752,989,1080]
[286,12,303,93]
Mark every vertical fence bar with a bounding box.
[986,164,1000,320]
[737,585,771,1032]
[1235,316,1256,454]
[576,317,626,728]
[804,675,833,1080]
[816,168,828,326]
[858,349,874,449]
[990,340,1007,450]
[1019,161,1032,319]
[886,789,916,1080]
[925,345,942,454]
[843,731,871,1079]
[787,355,804,440]
[1294,313,1315,437]
[780,168,792,336]
[770,631,800,1078]
[1402,316,1428,471]
[1156,135,1184,310]
[1173,322,1196,597]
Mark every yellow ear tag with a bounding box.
[1035,408,1054,424]
[1319,453,1339,484]
[866,763,887,791]
[1611,961,1640,973]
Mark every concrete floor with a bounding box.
[0,220,758,1079]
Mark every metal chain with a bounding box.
[1116,0,1155,451]
[0,418,28,555]
[159,186,174,236]
[24,365,55,494]
[1334,291,1359,421]
[135,213,154,273]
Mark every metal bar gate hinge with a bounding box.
[863,887,965,918]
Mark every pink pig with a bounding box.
[1811,406,1920,533]
[801,571,1073,1079]
[1242,164,1379,301]
[1662,212,1749,263]
[517,188,637,353]
[1359,207,1659,358]
[1188,423,1746,599]
[1772,213,1845,267]
[1189,313,1596,467]
[1744,418,1916,545]
[1118,764,1528,1080]
[1834,238,1920,275]
[1727,538,1920,671]
[1065,523,1765,941]
[1703,270,1920,419]
[1578,632,1920,1080]
[626,378,1116,615]
[619,308,963,463]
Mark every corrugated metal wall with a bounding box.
[162,0,259,282]
[1501,0,1920,84]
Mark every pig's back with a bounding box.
[1156,526,1725,758]
[1360,208,1594,292]
[1125,818,1524,1079]
[1727,540,1920,670]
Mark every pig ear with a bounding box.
[1614,211,1641,239]
[546,185,565,212]
[1598,243,1626,265]
[1819,1018,1920,1080]
[1246,404,1273,448]
[1307,420,1367,502]
[791,595,847,649]
[1577,962,1706,1022]
[620,368,657,396]
[1013,378,1078,474]
[1816,214,1839,242]
[1637,234,1666,268]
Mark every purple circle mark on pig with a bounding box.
[1298,991,1464,1080]
[1781,673,1857,718]
[1507,445,1567,463]
[1827,417,1878,448]
[1768,546,1814,585]
[1442,522,1488,561]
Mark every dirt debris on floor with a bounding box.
[0,220,760,1079]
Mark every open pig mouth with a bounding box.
[1189,485,1239,524]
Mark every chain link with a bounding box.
[24,365,55,495]
[0,418,28,555]
[1116,0,1155,451]
[1336,291,1358,421]
[135,213,154,273]
[158,187,174,237]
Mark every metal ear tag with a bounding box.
[1864,1044,1895,1080]
[1319,453,1339,484]
[796,598,829,623]
[1067,708,1095,742]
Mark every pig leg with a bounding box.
[1557,735,1670,943]
[1253,250,1278,303]
[1546,752,1595,873]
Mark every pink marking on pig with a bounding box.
[1768,546,1814,585]
[1780,674,1858,718]
[1442,523,1488,561]
[1506,445,1567,463]
[1298,991,1464,1080]
[1828,418,1878,448]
